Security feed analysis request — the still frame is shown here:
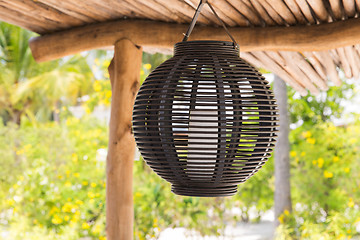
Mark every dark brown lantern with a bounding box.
[132,1,278,197]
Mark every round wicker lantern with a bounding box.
[132,1,278,197]
[133,40,278,197]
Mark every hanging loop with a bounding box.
[182,0,206,42]
[182,0,238,48]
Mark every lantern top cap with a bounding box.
[174,40,239,56]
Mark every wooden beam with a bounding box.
[29,18,360,62]
[106,38,142,240]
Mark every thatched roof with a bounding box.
[0,0,359,95]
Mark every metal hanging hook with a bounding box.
[182,0,206,42]
[182,0,238,48]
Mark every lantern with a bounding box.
[132,1,278,197]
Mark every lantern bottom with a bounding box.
[171,185,238,197]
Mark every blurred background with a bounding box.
[1,22,360,240]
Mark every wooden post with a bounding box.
[106,38,142,240]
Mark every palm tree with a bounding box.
[273,75,292,226]
[0,22,93,125]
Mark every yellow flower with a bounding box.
[99,236,106,240]
[337,234,345,240]
[93,80,102,92]
[328,125,336,132]
[64,215,70,221]
[348,198,355,208]
[62,203,73,213]
[350,138,357,144]
[278,214,284,224]
[92,224,102,234]
[104,71,110,79]
[144,63,152,70]
[324,170,333,178]
[307,138,316,144]
[290,151,297,157]
[75,200,84,205]
[105,90,112,99]
[134,192,142,199]
[300,152,306,157]
[312,160,317,166]
[65,170,71,176]
[333,156,339,162]
[88,192,95,199]
[302,131,311,138]
[33,219,38,225]
[94,58,100,66]
[344,167,350,173]
[65,181,72,187]
[82,222,90,229]
[72,153,78,162]
[74,172,80,178]
[91,182,97,188]
[50,206,60,215]
[6,199,15,206]
[82,181,89,186]
[51,214,63,224]
[317,158,324,168]
[140,69,145,75]
[86,106,92,114]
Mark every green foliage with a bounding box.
[288,81,355,126]
[0,22,94,124]
[278,121,360,239]
[1,117,108,240]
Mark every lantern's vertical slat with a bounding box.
[107,38,142,240]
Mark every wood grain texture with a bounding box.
[106,38,142,240]
[342,0,356,17]
[29,18,360,62]
[295,0,316,23]
[345,46,360,78]
[328,0,344,20]
[303,52,327,80]
[279,51,320,95]
[226,0,263,26]
[283,0,308,24]
[257,0,286,25]
[242,51,308,95]
[306,0,329,22]
[314,51,342,86]
[265,0,298,25]
[337,47,352,78]
[249,0,277,25]
[210,0,248,26]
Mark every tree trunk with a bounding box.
[53,101,61,123]
[11,109,22,126]
[273,75,292,226]
[106,38,142,240]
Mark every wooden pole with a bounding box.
[29,18,360,62]
[106,38,142,240]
